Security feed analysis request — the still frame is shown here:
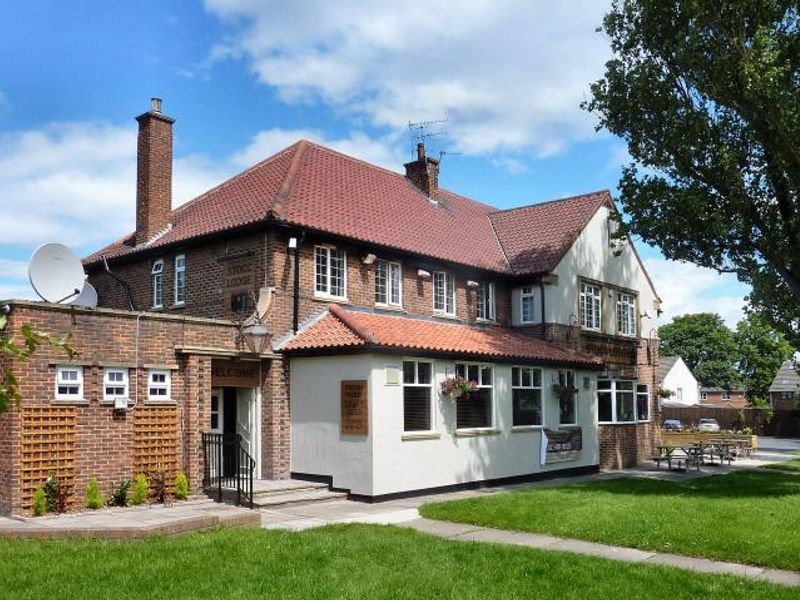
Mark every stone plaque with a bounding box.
[211,360,260,388]
[543,427,582,464]
[341,380,368,436]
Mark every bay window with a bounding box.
[598,379,647,423]
[512,366,543,426]
[616,292,636,336]
[579,282,601,331]
[454,363,493,429]
[402,360,433,432]
[315,245,347,299]
[476,281,496,321]
[375,260,402,307]
[433,271,455,316]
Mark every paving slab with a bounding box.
[761,569,800,587]
[646,553,765,578]
[549,538,656,563]
[402,517,482,538]
[451,527,561,549]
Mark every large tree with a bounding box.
[658,313,740,388]
[735,313,795,403]
[585,1,800,346]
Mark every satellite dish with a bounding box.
[70,282,98,309]
[28,243,86,304]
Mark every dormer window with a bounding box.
[433,271,455,316]
[375,259,402,307]
[151,259,164,309]
[476,282,495,321]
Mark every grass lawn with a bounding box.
[420,470,800,572]
[762,457,800,472]
[0,524,793,599]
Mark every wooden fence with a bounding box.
[659,405,800,437]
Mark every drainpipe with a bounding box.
[291,232,306,333]
[539,279,546,340]
[102,256,135,311]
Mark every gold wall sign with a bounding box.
[211,359,260,388]
[341,380,368,436]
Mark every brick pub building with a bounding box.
[1,99,662,514]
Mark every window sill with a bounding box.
[151,306,164,311]
[401,432,440,441]
[100,399,132,406]
[375,304,405,312]
[455,428,500,437]
[145,399,176,405]
[433,312,458,320]
[599,421,637,426]
[558,423,580,428]
[476,318,497,324]
[313,295,350,304]
[511,425,544,433]
[53,398,89,405]
[172,303,186,309]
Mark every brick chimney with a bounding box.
[135,97,174,245]
[404,143,439,197]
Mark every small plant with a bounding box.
[657,388,675,400]
[151,470,168,504]
[130,474,149,506]
[85,477,104,510]
[174,472,189,501]
[32,486,46,516]
[440,376,477,400]
[664,444,675,456]
[109,479,131,507]
[43,473,71,514]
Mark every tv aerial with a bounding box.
[28,243,95,307]
[408,119,448,156]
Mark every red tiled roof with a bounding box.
[282,305,602,368]
[83,139,611,276]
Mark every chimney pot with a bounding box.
[417,142,425,161]
[151,97,162,113]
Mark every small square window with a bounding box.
[147,370,171,401]
[55,366,83,400]
[103,368,129,402]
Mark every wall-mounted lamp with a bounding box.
[417,269,431,279]
[288,237,298,249]
[239,319,271,355]
[568,313,579,326]
[640,311,651,319]
[362,253,377,265]
[466,280,479,288]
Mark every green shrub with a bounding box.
[109,479,130,507]
[174,472,189,501]
[32,487,46,516]
[151,470,168,504]
[43,473,70,514]
[130,474,148,506]
[85,478,104,510]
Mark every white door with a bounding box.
[210,389,224,433]
[236,388,255,457]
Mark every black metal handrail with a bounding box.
[201,432,255,509]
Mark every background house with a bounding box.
[770,360,799,410]
[699,387,747,408]
[657,356,700,407]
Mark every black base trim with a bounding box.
[291,464,599,503]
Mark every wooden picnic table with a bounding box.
[652,444,702,471]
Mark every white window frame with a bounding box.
[453,362,494,430]
[636,383,650,422]
[476,281,496,321]
[616,292,637,337]
[580,282,602,331]
[147,369,172,402]
[520,285,536,324]
[151,259,164,309]
[314,245,347,300]
[174,254,186,307]
[511,366,544,428]
[700,391,708,401]
[401,360,434,434]
[433,271,456,316]
[55,365,84,401]
[375,259,402,307]
[558,370,579,426]
[722,390,731,400]
[597,379,641,424]
[676,386,684,402]
[103,368,129,403]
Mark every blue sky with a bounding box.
[0,0,749,325]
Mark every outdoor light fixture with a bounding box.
[362,253,377,265]
[288,237,298,249]
[466,280,479,288]
[417,269,431,278]
[240,320,271,354]
[640,311,651,319]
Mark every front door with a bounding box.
[236,388,255,457]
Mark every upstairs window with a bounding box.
[314,245,347,299]
[174,254,186,306]
[433,271,455,316]
[55,366,83,400]
[616,292,636,336]
[520,285,535,324]
[103,368,129,402]
[375,260,402,307]
[512,366,543,427]
[148,370,171,401]
[579,282,601,331]
[454,363,493,429]
[476,282,496,321]
[151,259,164,309]
[402,360,433,432]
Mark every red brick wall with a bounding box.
[701,391,748,408]
[135,111,173,245]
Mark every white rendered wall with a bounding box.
[661,358,700,405]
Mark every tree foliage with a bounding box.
[735,313,795,402]
[585,1,800,346]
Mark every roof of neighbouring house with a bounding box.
[83,140,614,277]
[281,304,603,368]
[656,355,680,384]
[770,360,800,393]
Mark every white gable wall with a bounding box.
[661,357,700,405]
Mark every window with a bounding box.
[210,394,221,431]
[103,368,129,402]
[722,390,731,400]
[616,292,636,336]
[476,282,496,321]
[700,391,708,401]
[174,255,186,306]
[433,271,456,315]
[147,370,171,401]
[375,260,402,307]
[598,379,645,423]
[512,366,543,427]
[580,282,601,331]
[636,384,650,421]
[55,366,83,400]
[454,363,493,429]
[151,259,164,308]
[402,360,433,432]
[520,286,535,324]
[314,245,347,298]
[676,387,684,402]
[558,370,578,425]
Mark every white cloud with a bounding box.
[0,259,28,280]
[644,257,748,327]
[204,0,610,157]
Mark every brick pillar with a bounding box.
[261,357,291,479]
[183,355,211,488]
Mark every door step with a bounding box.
[252,486,347,508]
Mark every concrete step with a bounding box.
[251,481,329,498]
[252,488,347,508]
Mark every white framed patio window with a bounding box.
[147,369,171,401]
[314,245,347,299]
[433,271,455,316]
[454,363,493,430]
[55,365,83,400]
[616,291,636,336]
[103,368,129,402]
[151,259,164,309]
[375,259,402,307]
[579,282,601,331]
[512,366,543,427]
[598,379,637,423]
[520,285,535,324]
[476,281,496,321]
[636,384,650,422]
[402,360,433,432]
[558,370,578,425]
[174,254,186,306]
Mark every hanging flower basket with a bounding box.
[553,383,578,412]
[440,376,478,401]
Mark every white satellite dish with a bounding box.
[70,281,98,309]
[28,243,86,304]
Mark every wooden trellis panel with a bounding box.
[20,406,77,511]
[133,405,180,480]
